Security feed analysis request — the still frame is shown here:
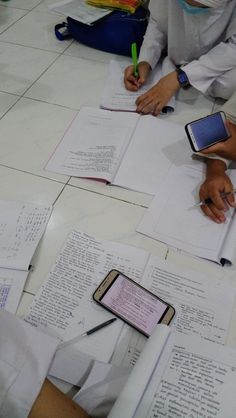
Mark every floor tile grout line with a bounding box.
[67,182,149,208]
[0,163,69,185]
[0,6,30,35]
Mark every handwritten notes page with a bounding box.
[100,59,175,113]
[0,200,51,270]
[48,0,111,25]
[25,229,149,362]
[109,327,236,418]
[137,165,236,264]
[111,254,236,368]
[45,106,189,195]
[134,332,236,418]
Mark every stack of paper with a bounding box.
[25,229,236,384]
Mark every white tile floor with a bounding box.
[1,0,236,349]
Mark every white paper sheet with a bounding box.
[46,106,192,195]
[45,107,139,182]
[109,331,236,418]
[141,255,236,342]
[0,200,52,270]
[137,165,236,264]
[25,229,149,363]
[113,114,190,195]
[0,268,28,314]
[49,0,111,25]
[111,254,236,368]
[134,332,236,418]
[100,59,175,113]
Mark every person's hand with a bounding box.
[199,160,236,223]
[201,121,236,161]
[135,71,180,115]
[124,61,151,91]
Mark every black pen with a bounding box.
[58,318,117,349]
[196,189,236,206]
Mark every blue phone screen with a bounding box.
[190,113,228,149]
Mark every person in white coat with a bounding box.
[124,0,236,115]
[0,309,89,418]
[198,90,236,223]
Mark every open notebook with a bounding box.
[45,106,192,195]
[100,59,175,114]
[108,325,236,418]
[137,164,236,265]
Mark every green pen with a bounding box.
[131,42,138,78]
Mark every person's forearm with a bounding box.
[206,158,227,178]
[29,379,90,418]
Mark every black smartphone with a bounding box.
[185,111,230,152]
[93,270,175,337]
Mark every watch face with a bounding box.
[179,73,188,84]
[177,70,189,87]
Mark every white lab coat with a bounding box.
[221,89,236,124]
[139,0,236,99]
[0,310,126,418]
[0,310,58,418]
[217,90,236,166]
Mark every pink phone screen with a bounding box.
[101,274,168,336]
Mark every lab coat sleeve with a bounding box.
[221,89,236,125]
[138,1,167,69]
[184,35,236,94]
[192,151,230,168]
[191,85,236,168]
[0,310,58,418]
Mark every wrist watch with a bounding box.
[176,68,190,89]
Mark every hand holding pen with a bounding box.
[124,43,151,91]
[198,174,236,223]
[197,189,236,207]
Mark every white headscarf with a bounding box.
[198,0,228,6]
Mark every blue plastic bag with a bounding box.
[55,7,149,56]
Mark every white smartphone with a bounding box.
[185,111,230,152]
[93,270,175,337]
